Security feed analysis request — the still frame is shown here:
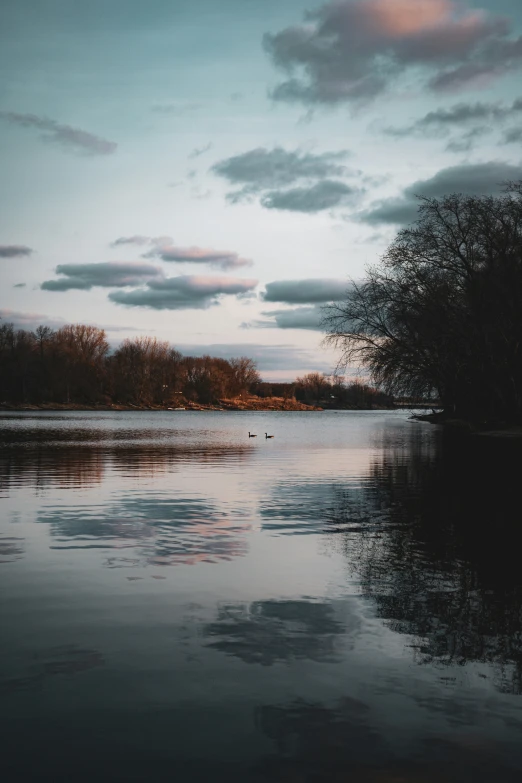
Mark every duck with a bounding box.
[248,432,257,438]
[265,433,274,439]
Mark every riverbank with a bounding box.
[0,394,410,413]
[0,395,323,413]
[412,411,522,438]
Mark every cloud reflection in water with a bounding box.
[38,494,251,566]
[204,598,357,665]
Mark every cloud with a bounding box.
[252,306,325,331]
[212,146,350,195]
[445,126,489,152]
[109,237,252,269]
[175,342,333,377]
[0,244,33,258]
[109,275,258,310]
[0,112,117,156]
[264,0,522,106]
[145,244,252,270]
[264,278,349,304]
[0,309,139,335]
[13,283,26,288]
[260,180,361,212]
[386,101,507,137]
[41,262,163,291]
[360,161,522,225]
[429,51,522,92]
[384,98,522,145]
[415,101,505,127]
[0,309,67,331]
[211,146,360,211]
[503,126,522,144]
[246,279,352,330]
[189,143,212,159]
[111,236,152,247]
[110,235,173,248]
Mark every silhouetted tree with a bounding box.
[228,357,261,396]
[112,337,183,405]
[324,185,522,422]
[52,325,109,402]
[0,321,261,406]
[294,373,392,408]
[295,372,330,404]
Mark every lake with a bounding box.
[1,410,522,782]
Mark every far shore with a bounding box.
[0,396,320,413]
[0,395,408,414]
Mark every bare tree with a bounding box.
[228,357,261,396]
[53,325,109,402]
[323,185,522,422]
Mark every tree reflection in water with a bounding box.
[332,428,522,695]
[0,440,252,492]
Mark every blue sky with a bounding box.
[1,0,522,379]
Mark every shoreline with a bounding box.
[412,412,522,439]
[0,398,322,413]
[0,399,405,414]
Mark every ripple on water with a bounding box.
[38,494,252,566]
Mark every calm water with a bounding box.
[1,410,522,782]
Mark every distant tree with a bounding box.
[181,356,227,403]
[0,323,15,401]
[0,320,273,407]
[112,337,182,405]
[228,357,261,396]
[31,326,55,401]
[295,372,330,404]
[53,325,109,402]
[323,185,522,422]
[252,382,273,399]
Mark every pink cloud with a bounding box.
[145,244,253,270]
[356,0,454,37]
[265,0,522,104]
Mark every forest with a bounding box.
[0,323,391,409]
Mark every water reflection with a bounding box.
[340,430,522,695]
[0,440,251,491]
[260,480,385,536]
[0,535,24,563]
[254,697,522,782]
[2,412,522,780]
[256,427,522,694]
[205,599,354,665]
[0,447,106,491]
[38,494,251,566]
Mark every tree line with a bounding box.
[289,372,392,408]
[324,183,522,424]
[0,324,261,405]
[0,323,391,408]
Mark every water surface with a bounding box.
[1,411,522,781]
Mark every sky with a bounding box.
[1,0,522,380]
